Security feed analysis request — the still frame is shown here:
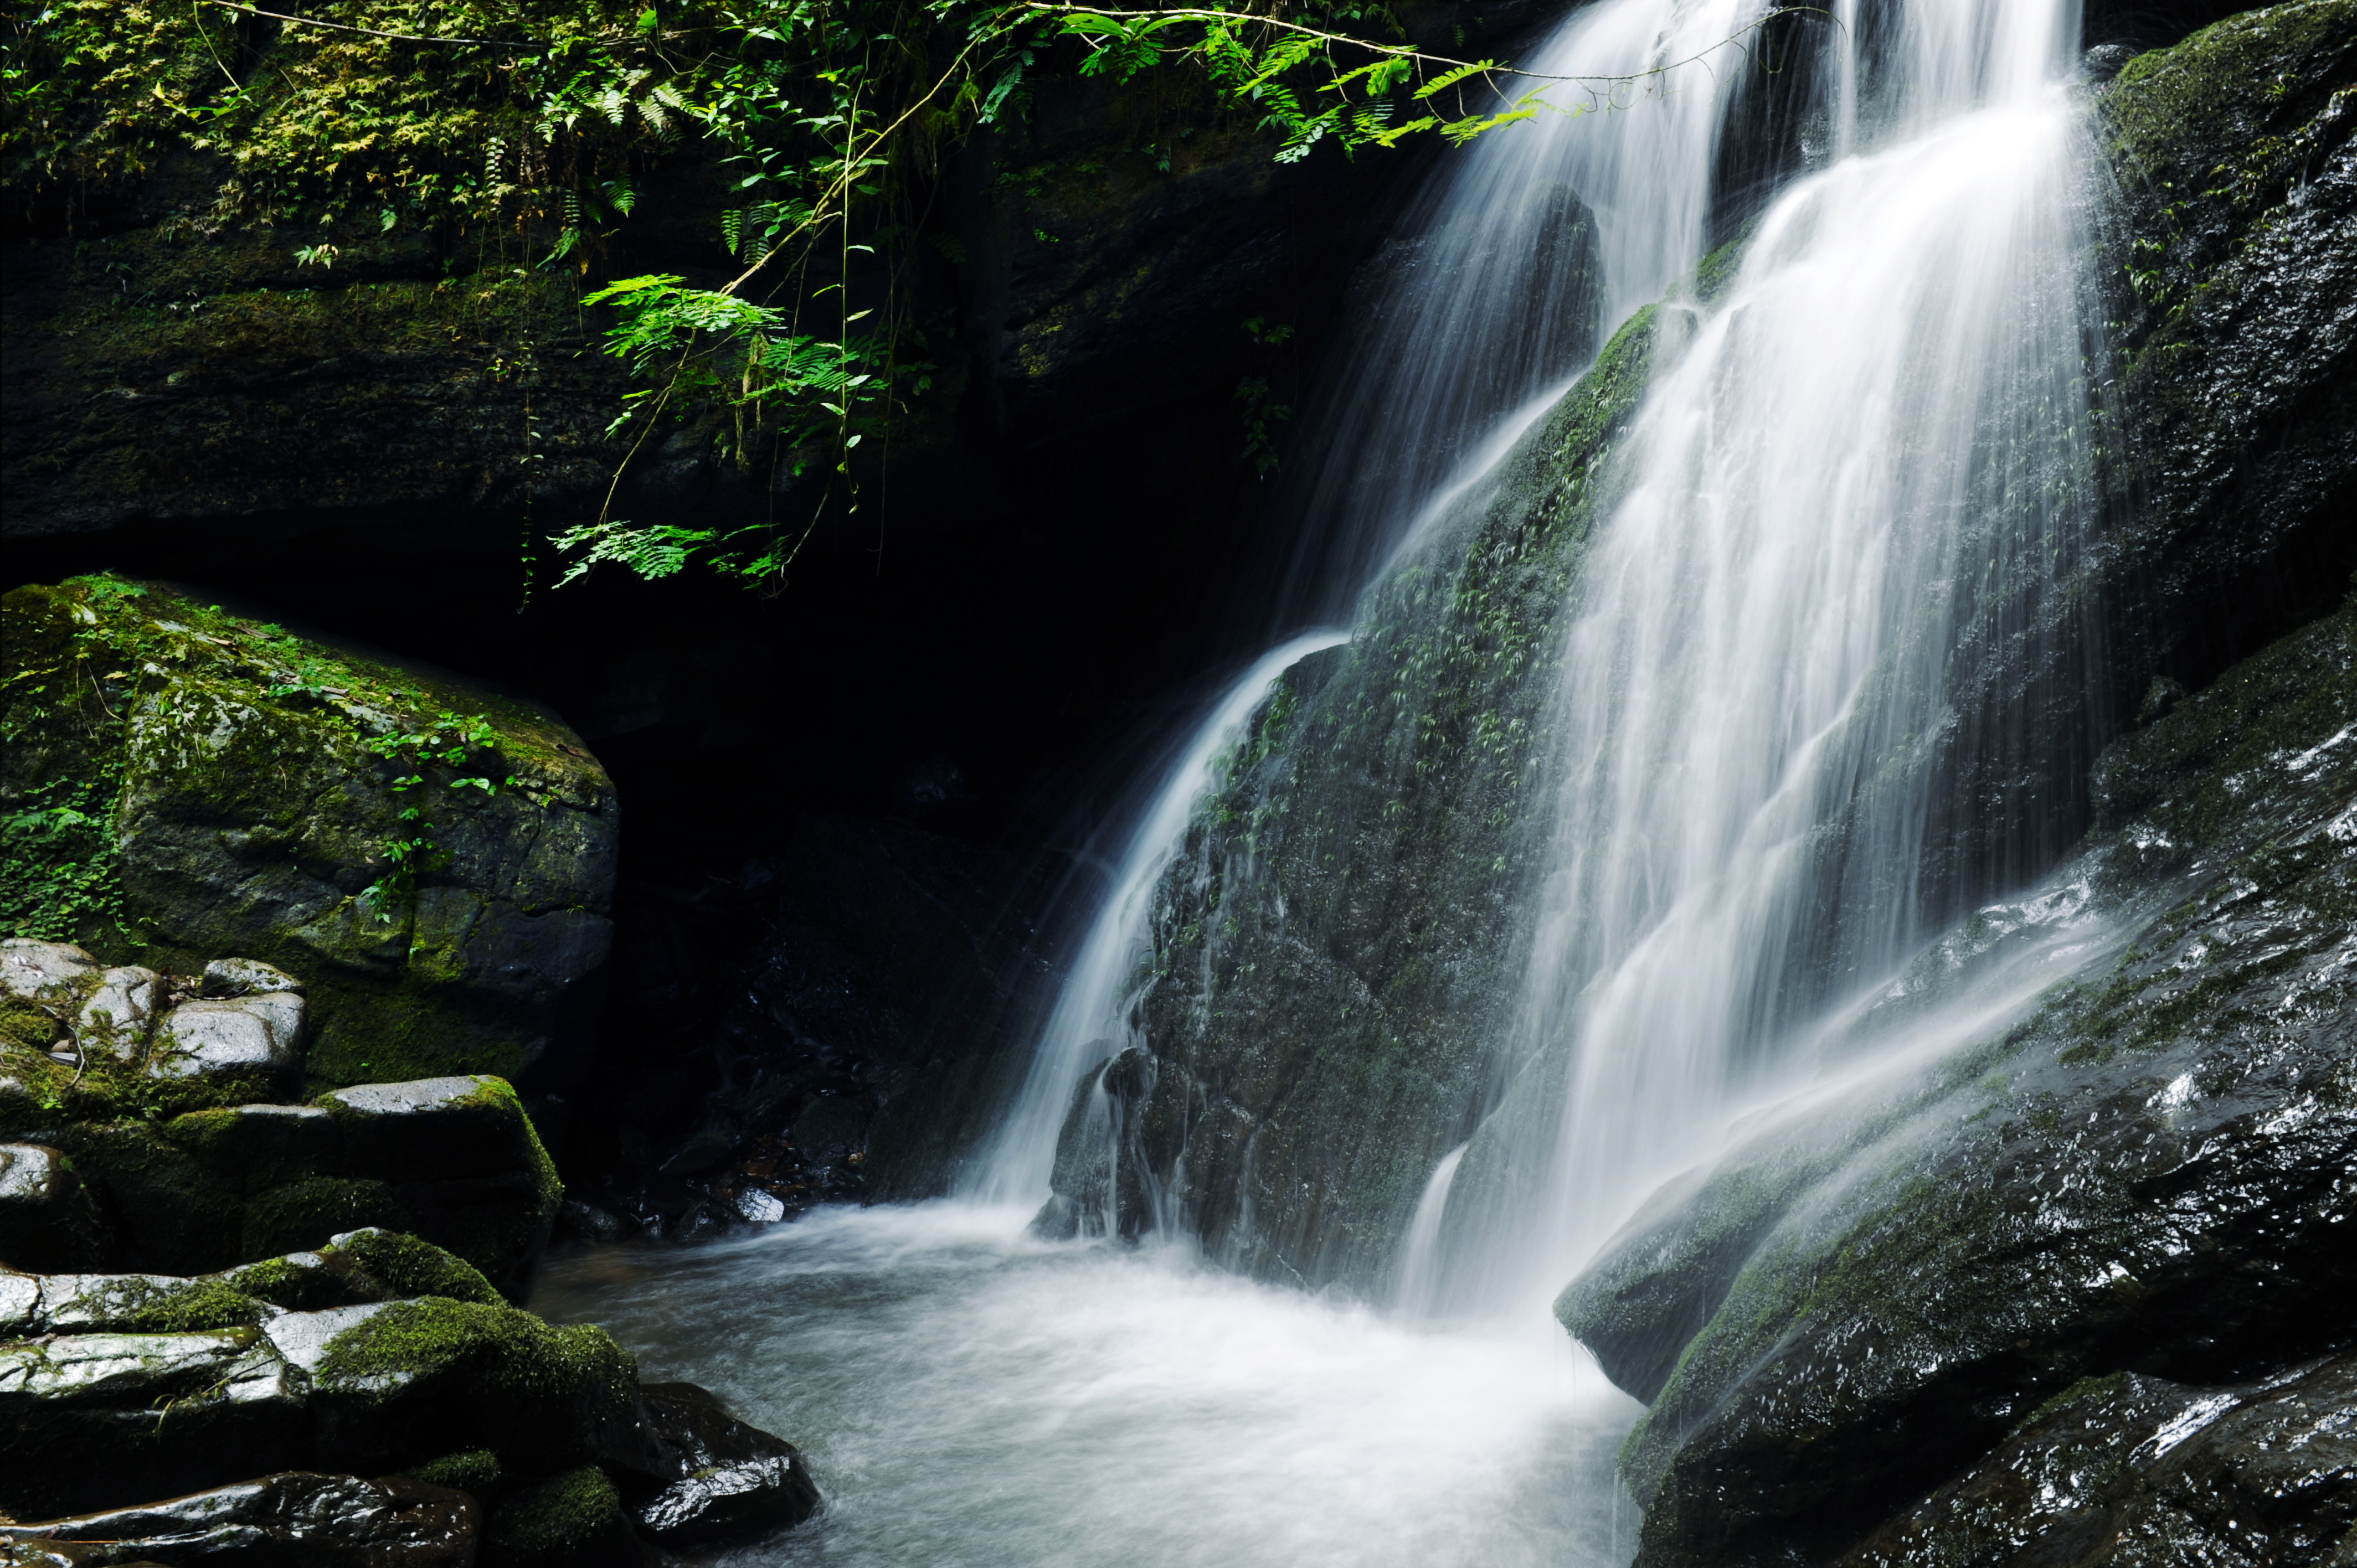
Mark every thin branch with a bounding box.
[1018,2,1836,87]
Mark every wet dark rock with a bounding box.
[0,1471,480,1567]
[1037,1046,1157,1242]
[1558,596,2357,1567]
[484,1465,647,1568]
[1834,1355,2357,1566]
[555,1199,634,1244]
[1108,283,1671,1286]
[0,1143,112,1272]
[625,1381,823,1548]
[2090,1,2357,698]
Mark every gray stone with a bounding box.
[30,1272,251,1334]
[202,957,306,997]
[150,993,306,1081]
[0,940,94,1000]
[261,1302,395,1377]
[0,1270,35,1335]
[0,1471,481,1567]
[76,966,163,1059]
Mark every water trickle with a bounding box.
[967,630,1348,1210]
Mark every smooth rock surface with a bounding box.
[150,993,306,1082]
[0,1471,480,1567]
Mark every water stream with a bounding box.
[538,0,2109,1554]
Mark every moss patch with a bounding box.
[402,1448,505,1498]
[484,1465,625,1566]
[328,1227,502,1307]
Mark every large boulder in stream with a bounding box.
[0,1229,819,1560]
[1,574,618,1092]
[1555,591,2356,1564]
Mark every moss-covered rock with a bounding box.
[1075,270,1670,1285]
[483,1464,639,1568]
[2089,0,2357,689]
[0,575,617,1093]
[305,1294,651,1479]
[2,1072,559,1294]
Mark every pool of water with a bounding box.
[532,1202,1643,1567]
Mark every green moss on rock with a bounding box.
[484,1465,628,1567]
[402,1447,506,1498]
[240,1176,413,1258]
[327,1226,502,1307]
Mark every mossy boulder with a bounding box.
[1,1074,562,1296]
[0,1229,658,1524]
[299,1296,653,1480]
[1556,594,2357,1566]
[484,1464,642,1568]
[0,574,617,1092]
[1068,273,1670,1285]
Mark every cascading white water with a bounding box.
[1423,0,2101,1313]
[1272,0,1778,625]
[979,0,1795,1211]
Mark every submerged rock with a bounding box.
[0,1471,481,1566]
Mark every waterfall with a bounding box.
[977,0,1813,1217]
[1430,0,2102,1312]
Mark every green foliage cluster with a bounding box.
[4,0,1805,592]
